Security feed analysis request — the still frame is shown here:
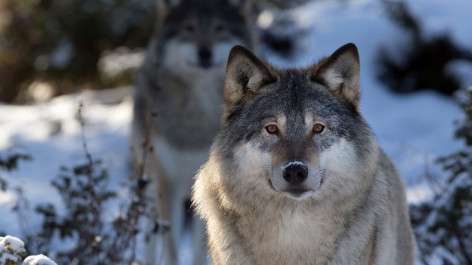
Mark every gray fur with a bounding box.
[131,1,256,265]
[192,44,416,265]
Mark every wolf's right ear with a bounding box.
[156,0,181,22]
[224,46,275,110]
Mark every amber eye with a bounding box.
[265,124,279,134]
[313,123,325,133]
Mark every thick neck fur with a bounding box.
[148,61,224,150]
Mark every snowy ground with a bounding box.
[0,0,470,264]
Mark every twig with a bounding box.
[77,101,99,264]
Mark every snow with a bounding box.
[0,250,18,264]
[0,235,26,254]
[98,47,144,78]
[23,254,58,265]
[281,161,306,170]
[0,0,469,264]
[0,88,132,237]
[0,235,25,264]
[406,0,472,47]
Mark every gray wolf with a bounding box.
[192,43,416,265]
[130,0,256,264]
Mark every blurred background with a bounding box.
[0,0,471,264]
[0,0,155,103]
[1,0,471,102]
[0,0,309,103]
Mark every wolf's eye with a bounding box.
[215,23,226,32]
[184,24,195,33]
[265,124,279,134]
[313,123,325,133]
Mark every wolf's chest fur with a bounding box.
[155,73,223,149]
[237,207,341,265]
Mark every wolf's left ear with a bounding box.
[311,43,360,107]
[227,0,253,16]
[224,46,275,110]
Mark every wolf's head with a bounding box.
[214,44,379,202]
[157,0,253,77]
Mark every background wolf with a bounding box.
[131,0,256,264]
[192,44,416,265]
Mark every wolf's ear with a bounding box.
[156,0,181,22]
[224,45,275,109]
[227,0,253,17]
[311,43,360,107]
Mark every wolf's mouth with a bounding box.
[284,188,311,197]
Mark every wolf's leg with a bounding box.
[156,172,178,265]
[143,176,160,265]
[169,190,187,265]
[131,126,160,265]
[192,216,208,265]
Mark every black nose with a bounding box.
[198,47,212,68]
[283,163,308,185]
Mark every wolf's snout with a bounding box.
[283,163,308,185]
[198,47,212,68]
